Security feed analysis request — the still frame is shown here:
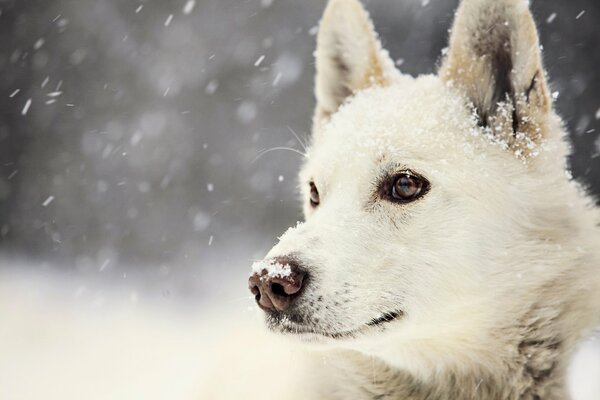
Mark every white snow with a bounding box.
[96,180,108,193]
[21,98,32,115]
[272,72,282,86]
[575,10,586,20]
[205,79,219,95]
[206,183,214,192]
[262,36,274,49]
[0,263,595,399]
[193,211,210,231]
[595,108,600,120]
[138,182,151,193]
[130,130,142,146]
[130,291,139,303]
[42,195,54,207]
[9,89,20,98]
[135,4,143,14]
[251,260,292,279]
[547,12,557,24]
[99,259,110,272]
[164,14,173,27]
[254,54,265,67]
[183,0,196,15]
[33,38,45,50]
[0,268,226,400]
[236,101,257,124]
[568,339,600,400]
[56,18,69,29]
[272,53,302,87]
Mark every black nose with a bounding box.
[248,256,307,312]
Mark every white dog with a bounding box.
[239,0,600,398]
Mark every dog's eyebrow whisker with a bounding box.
[253,147,307,163]
[286,126,309,153]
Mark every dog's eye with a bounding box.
[309,182,320,207]
[388,172,429,203]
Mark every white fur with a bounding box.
[212,0,600,398]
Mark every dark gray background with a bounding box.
[0,0,598,298]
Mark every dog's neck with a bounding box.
[319,304,572,400]
[322,346,568,400]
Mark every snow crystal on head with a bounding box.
[306,72,556,181]
[280,220,304,237]
[310,75,479,168]
[251,259,292,280]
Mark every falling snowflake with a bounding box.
[21,98,32,115]
[33,38,45,50]
[205,80,219,95]
[183,0,196,15]
[254,55,266,67]
[42,195,54,207]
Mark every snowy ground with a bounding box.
[1,261,599,400]
[0,261,258,400]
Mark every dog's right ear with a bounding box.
[439,0,554,158]
[313,0,396,135]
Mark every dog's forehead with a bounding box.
[305,75,477,182]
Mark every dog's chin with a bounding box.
[265,310,403,344]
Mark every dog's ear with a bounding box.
[439,0,553,157]
[313,0,395,133]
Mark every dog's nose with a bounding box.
[248,256,307,312]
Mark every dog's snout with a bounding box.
[248,256,307,312]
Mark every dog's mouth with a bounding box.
[267,310,403,340]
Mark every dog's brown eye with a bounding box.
[390,173,429,203]
[309,182,320,207]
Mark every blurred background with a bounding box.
[0,0,598,399]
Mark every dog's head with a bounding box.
[249,0,572,366]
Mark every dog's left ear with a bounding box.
[439,0,553,155]
[313,0,396,134]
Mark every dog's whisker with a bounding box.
[225,295,255,304]
[253,147,307,163]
